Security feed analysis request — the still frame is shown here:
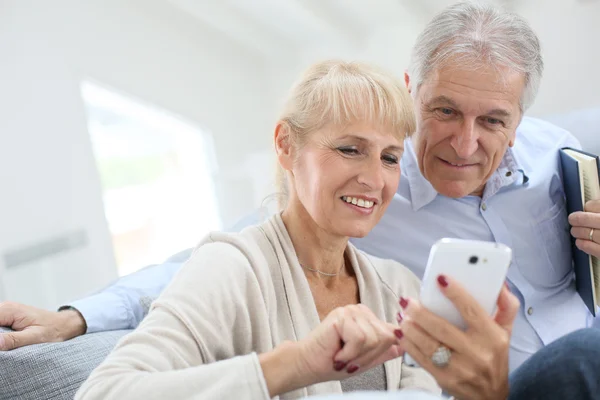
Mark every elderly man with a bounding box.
[1,0,599,377]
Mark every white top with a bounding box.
[76,214,440,399]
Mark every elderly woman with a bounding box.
[76,60,517,400]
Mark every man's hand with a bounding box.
[569,199,600,258]
[0,302,87,350]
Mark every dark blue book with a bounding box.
[559,148,600,316]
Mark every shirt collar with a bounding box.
[481,148,529,201]
[402,140,529,211]
[402,139,438,211]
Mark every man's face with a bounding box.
[409,63,525,198]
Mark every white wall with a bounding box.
[266,14,425,116]
[516,0,600,116]
[0,0,274,308]
[514,0,600,153]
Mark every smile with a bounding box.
[341,196,375,209]
[440,158,476,169]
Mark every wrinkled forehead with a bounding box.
[420,62,526,116]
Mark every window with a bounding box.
[81,81,221,276]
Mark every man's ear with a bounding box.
[508,129,517,147]
[404,70,412,94]
[508,114,524,147]
[274,122,294,171]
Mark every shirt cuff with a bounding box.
[65,291,131,334]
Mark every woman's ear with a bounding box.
[274,122,294,171]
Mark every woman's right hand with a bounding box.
[397,276,519,400]
[259,304,405,397]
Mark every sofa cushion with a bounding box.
[0,327,131,400]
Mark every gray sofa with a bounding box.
[0,328,448,400]
[0,327,130,400]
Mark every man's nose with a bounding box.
[450,120,479,159]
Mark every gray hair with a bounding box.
[408,1,543,111]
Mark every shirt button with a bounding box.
[481,203,487,211]
[506,171,512,177]
[527,307,534,315]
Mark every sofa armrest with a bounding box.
[0,327,130,400]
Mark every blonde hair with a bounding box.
[275,60,415,208]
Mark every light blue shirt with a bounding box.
[70,251,190,334]
[352,117,593,371]
[69,117,593,372]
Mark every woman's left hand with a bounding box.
[397,276,520,400]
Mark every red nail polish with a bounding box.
[437,275,448,288]
[347,364,360,374]
[333,361,347,371]
[396,312,403,323]
[394,329,403,339]
[399,297,409,309]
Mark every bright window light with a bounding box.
[81,80,221,276]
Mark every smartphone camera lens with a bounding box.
[469,256,479,264]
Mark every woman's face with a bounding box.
[279,122,404,238]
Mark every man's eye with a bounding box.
[439,108,454,115]
[382,155,399,165]
[486,117,502,125]
[338,147,359,155]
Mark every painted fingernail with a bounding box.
[347,364,360,374]
[399,297,409,309]
[437,275,448,288]
[396,312,403,323]
[394,329,403,339]
[333,361,347,371]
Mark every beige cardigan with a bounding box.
[76,214,440,399]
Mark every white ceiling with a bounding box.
[162,0,599,65]
[165,0,504,55]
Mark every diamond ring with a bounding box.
[431,345,452,368]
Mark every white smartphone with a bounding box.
[403,238,512,367]
[420,238,513,329]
